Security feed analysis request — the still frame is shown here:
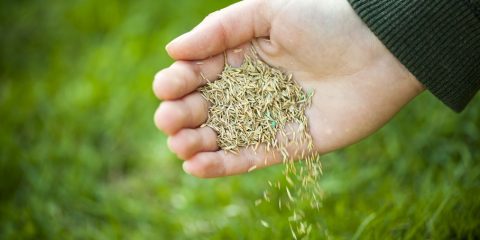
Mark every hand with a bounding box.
[153,0,425,178]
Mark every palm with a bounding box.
[257,0,423,153]
[154,0,424,178]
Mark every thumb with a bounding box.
[166,0,271,60]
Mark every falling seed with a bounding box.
[286,175,294,186]
[260,220,270,228]
[199,48,322,239]
[263,190,270,202]
[286,186,294,202]
[290,224,298,240]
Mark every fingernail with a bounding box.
[182,161,193,175]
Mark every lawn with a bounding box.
[1,0,479,239]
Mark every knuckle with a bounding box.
[195,154,223,178]
[204,10,222,22]
[203,128,218,150]
[180,131,200,157]
[195,162,211,178]
[177,60,201,85]
[156,62,195,99]
[190,99,208,123]
[169,131,194,159]
[171,62,193,92]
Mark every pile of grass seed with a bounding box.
[199,52,313,154]
[199,50,321,239]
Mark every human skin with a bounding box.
[153,0,425,178]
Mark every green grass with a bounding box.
[1,0,479,239]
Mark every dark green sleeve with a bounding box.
[347,0,480,112]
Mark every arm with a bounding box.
[348,0,480,112]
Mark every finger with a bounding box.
[183,121,318,178]
[183,125,315,178]
[182,148,274,178]
[154,92,209,135]
[153,44,252,100]
[166,0,271,60]
[167,127,218,160]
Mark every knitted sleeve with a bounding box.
[347,0,480,112]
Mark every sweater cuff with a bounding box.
[347,0,480,112]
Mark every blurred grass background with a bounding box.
[0,0,479,239]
